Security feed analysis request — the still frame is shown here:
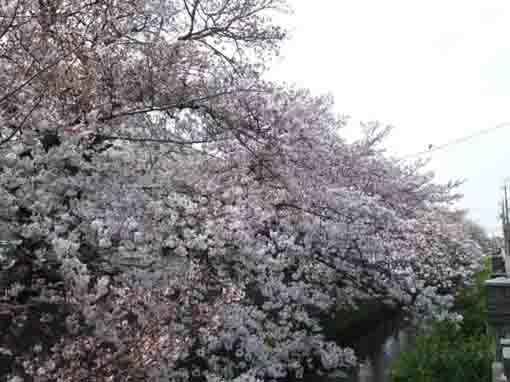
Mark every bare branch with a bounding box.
[0,92,44,146]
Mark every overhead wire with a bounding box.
[399,121,510,160]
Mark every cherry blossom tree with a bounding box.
[0,1,485,381]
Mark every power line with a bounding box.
[400,121,510,160]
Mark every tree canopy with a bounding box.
[0,1,485,381]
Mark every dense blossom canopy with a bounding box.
[0,0,484,381]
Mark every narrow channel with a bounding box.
[349,314,415,382]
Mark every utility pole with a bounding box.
[503,185,510,257]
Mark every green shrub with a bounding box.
[391,258,493,382]
[391,320,492,382]
[453,256,491,338]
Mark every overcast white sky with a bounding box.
[268,0,510,235]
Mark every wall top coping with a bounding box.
[486,277,510,286]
